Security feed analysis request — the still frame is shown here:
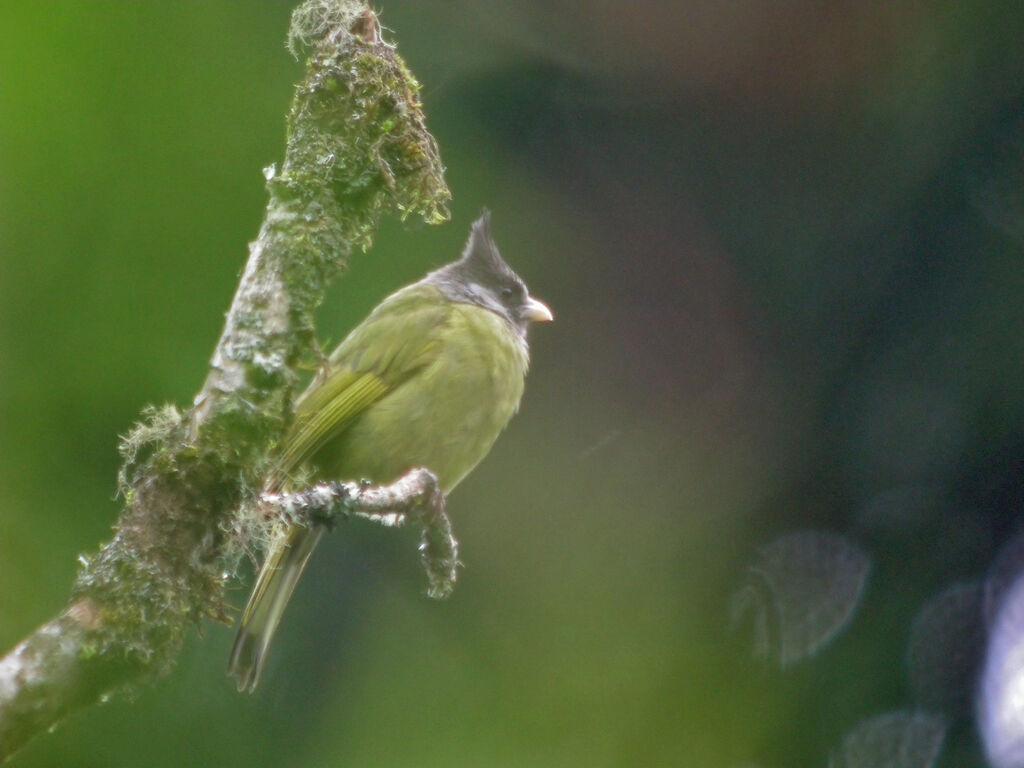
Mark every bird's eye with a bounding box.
[501,283,524,301]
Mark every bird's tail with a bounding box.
[229,525,324,692]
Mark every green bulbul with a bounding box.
[229,211,552,691]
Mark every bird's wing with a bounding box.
[274,369,389,475]
[273,283,449,476]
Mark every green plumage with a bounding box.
[229,213,549,691]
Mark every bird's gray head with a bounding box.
[427,210,552,333]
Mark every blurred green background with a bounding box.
[3,3,1024,766]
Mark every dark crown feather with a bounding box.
[459,209,515,281]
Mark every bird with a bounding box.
[229,211,552,691]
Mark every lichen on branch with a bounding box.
[261,467,459,599]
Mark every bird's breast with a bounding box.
[314,304,528,493]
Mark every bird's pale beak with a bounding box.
[522,296,554,323]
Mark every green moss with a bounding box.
[72,553,188,674]
[116,405,184,500]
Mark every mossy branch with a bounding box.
[0,1,449,761]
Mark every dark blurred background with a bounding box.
[3,2,1024,766]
